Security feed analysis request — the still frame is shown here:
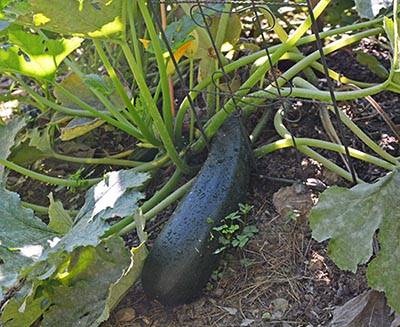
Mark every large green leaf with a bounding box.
[1,237,147,327]
[367,208,400,313]
[0,188,59,300]
[50,169,149,253]
[1,168,150,325]
[310,170,400,312]
[0,116,25,179]
[354,0,392,19]
[0,24,82,80]
[15,0,125,39]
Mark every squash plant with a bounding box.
[1,0,400,325]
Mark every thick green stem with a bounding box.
[112,42,192,173]
[52,153,144,167]
[138,0,173,137]
[254,138,397,172]
[117,177,195,236]
[103,169,190,237]
[175,16,384,140]
[53,82,144,139]
[293,77,399,165]
[92,40,159,145]
[14,76,100,117]
[186,0,331,153]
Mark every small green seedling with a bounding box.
[210,203,258,254]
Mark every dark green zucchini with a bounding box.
[141,116,253,306]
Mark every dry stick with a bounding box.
[160,0,177,116]
[340,84,400,140]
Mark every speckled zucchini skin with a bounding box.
[141,116,253,306]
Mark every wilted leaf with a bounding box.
[329,290,394,327]
[61,116,105,141]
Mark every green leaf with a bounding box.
[14,0,125,39]
[83,74,115,95]
[0,116,25,179]
[51,169,149,253]
[54,72,127,140]
[8,127,54,165]
[40,238,133,327]
[355,50,389,78]
[0,188,59,300]
[1,236,145,327]
[0,24,82,80]
[354,0,392,19]
[367,209,400,312]
[95,241,147,324]
[48,192,73,234]
[310,171,399,272]
[310,170,400,312]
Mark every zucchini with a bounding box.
[141,116,253,306]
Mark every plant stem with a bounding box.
[103,168,190,237]
[51,152,144,167]
[117,176,195,236]
[53,82,145,139]
[138,0,173,137]
[120,40,192,174]
[253,138,397,172]
[292,77,399,165]
[0,158,101,187]
[92,40,160,145]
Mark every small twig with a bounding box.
[340,84,400,140]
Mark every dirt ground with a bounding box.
[99,40,400,327]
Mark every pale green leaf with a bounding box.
[1,237,138,327]
[60,117,104,141]
[51,169,149,252]
[96,242,148,324]
[0,24,82,80]
[0,292,50,327]
[355,50,389,78]
[310,171,399,272]
[48,192,73,234]
[0,188,59,300]
[41,237,131,327]
[367,209,400,312]
[0,116,25,179]
[15,0,125,39]
[28,126,54,154]
[354,0,392,19]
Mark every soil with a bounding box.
[99,41,399,327]
[3,15,400,327]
